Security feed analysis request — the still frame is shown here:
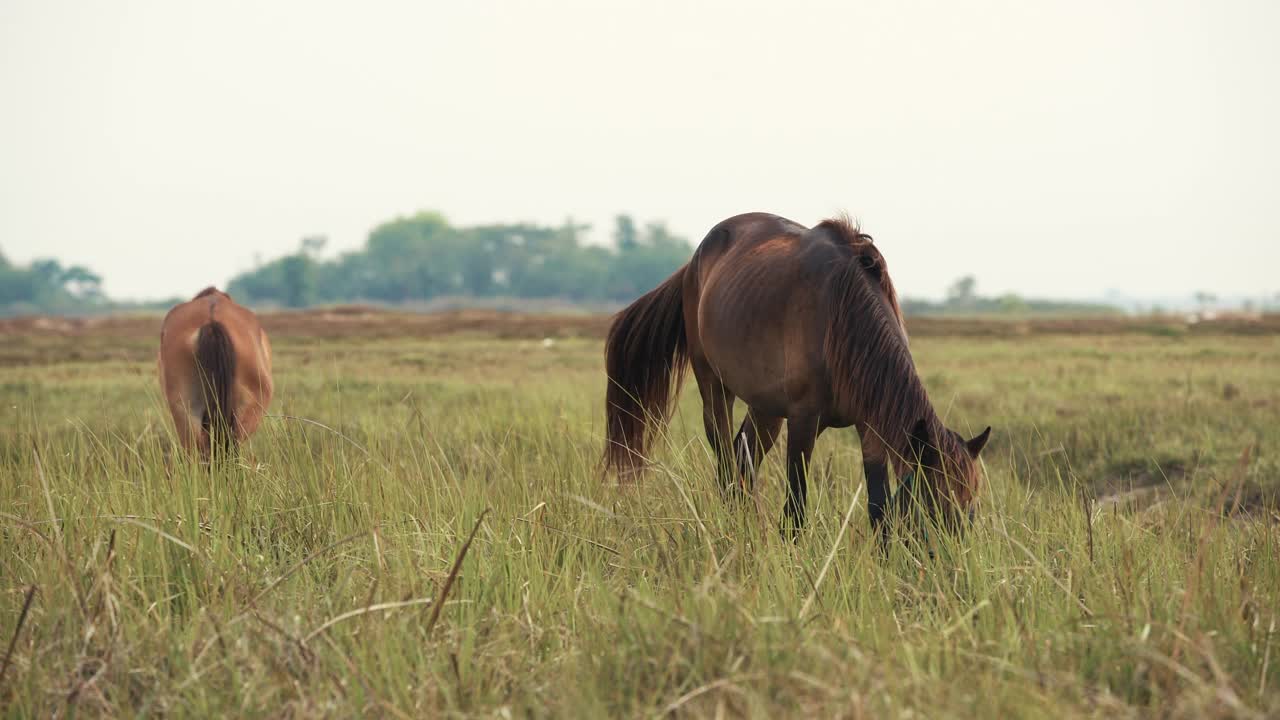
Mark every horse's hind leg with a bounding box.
[782,415,819,538]
[165,395,207,458]
[734,408,783,493]
[691,358,739,499]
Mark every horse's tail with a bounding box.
[603,265,690,478]
[195,320,237,456]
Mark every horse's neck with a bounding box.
[824,265,939,467]
[850,355,941,474]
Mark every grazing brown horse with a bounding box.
[603,212,991,538]
[158,287,273,459]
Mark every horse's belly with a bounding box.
[697,282,826,417]
[732,368,821,418]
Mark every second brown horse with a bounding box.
[158,287,273,460]
[603,212,991,538]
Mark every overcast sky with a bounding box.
[2,1,1277,302]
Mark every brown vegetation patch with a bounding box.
[3,309,1278,344]
[0,308,612,344]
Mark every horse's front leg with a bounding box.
[858,429,893,549]
[863,459,891,548]
[734,407,783,494]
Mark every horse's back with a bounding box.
[692,213,805,266]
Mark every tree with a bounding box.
[0,251,106,312]
[60,266,104,301]
[946,275,978,306]
[278,254,315,308]
[613,215,638,252]
[1193,291,1218,312]
[997,293,1028,313]
[363,212,461,301]
[301,235,328,257]
[0,257,40,305]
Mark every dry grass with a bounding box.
[1,320,1278,716]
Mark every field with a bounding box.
[2,310,1279,717]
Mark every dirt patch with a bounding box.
[4,308,1279,343]
[1224,482,1280,523]
[0,308,612,343]
[902,314,1280,337]
[1099,455,1191,495]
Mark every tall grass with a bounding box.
[1,334,1278,717]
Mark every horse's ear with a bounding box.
[908,418,931,461]
[966,426,992,457]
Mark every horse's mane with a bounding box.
[193,286,224,300]
[820,217,952,470]
[814,216,906,340]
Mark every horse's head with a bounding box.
[897,419,991,532]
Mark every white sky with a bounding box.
[2,0,1277,301]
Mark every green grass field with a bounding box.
[2,324,1278,717]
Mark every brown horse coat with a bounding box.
[688,214,906,428]
[158,287,273,458]
[604,212,990,538]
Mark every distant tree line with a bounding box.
[0,250,109,316]
[900,275,1121,316]
[226,212,692,308]
[8,214,1278,317]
